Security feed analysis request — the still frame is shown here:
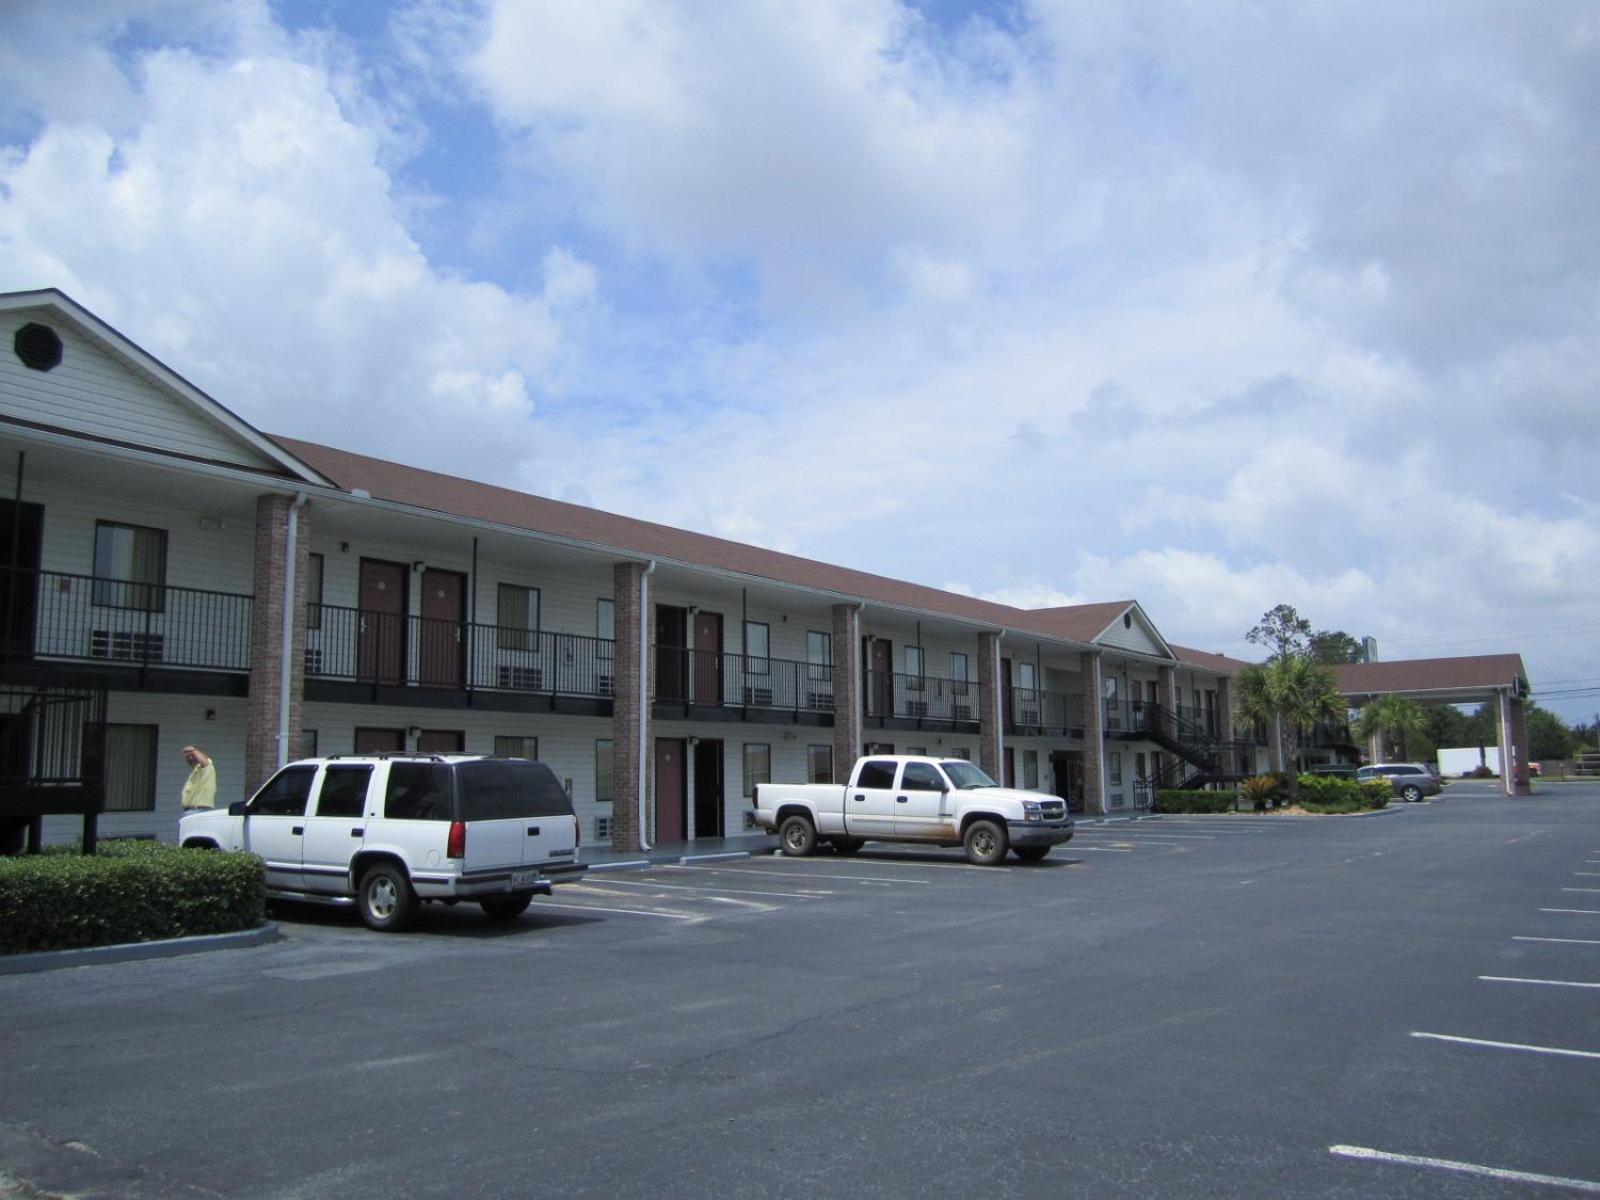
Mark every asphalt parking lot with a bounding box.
[3,780,1598,1199]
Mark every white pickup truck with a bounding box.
[752,755,1075,865]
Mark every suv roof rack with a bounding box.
[322,752,453,761]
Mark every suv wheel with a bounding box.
[1401,784,1422,802]
[358,863,418,932]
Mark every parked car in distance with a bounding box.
[752,754,1074,865]
[180,754,585,930]
[1529,762,1543,777]
[1356,763,1443,803]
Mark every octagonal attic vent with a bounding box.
[14,323,63,372]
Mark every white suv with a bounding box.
[180,754,584,930]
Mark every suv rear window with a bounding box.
[456,761,573,820]
[384,763,454,821]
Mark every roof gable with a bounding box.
[0,289,328,483]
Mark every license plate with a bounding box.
[511,870,540,888]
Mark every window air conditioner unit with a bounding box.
[806,690,835,711]
[597,672,614,696]
[595,815,612,840]
[91,630,165,663]
[743,686,774,707]
[905,699,929,718]
[498,665,543,690]
[1017,709,1039,725]
[304,647,324,673]
[953,704,973,722]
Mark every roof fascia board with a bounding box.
[0,289,332,488]
[320,488,1097,653]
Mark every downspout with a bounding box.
[638,560,656,850]
[994,629,1006,780]
[277,492,309,767]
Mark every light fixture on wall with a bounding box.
[688,736,699,747]
[412,561,426,573]
[407,726,421,739]
[204,708,217,722]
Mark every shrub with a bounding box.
[1240,774,1285,812]
[0,842,265,956]
[1155,789,1238,814]
[1295,773,1391,814]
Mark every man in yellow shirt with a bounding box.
[181,746,217,811]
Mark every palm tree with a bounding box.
[1235,657,1346,788]
[1354,695,1427,761]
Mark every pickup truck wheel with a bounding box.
[963,819,1009,866]
[778,815,817,857]
[358,863,418,932]
[480,894,533,920]
[831,837,864,855]
[1013,846,1050,863]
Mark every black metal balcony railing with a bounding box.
[0,567,253,671]
[306,605,615,698]
[864,671,981,724]
[655,647,835,712]
[1009,687,1085,734]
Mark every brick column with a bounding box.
[831,604,863,779]
[1081,651,1106,815]
[1496,691,1513,797]
[978,632,1003,779]
[245,495,312,799]
[610,562,650,848]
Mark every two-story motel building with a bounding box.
[1,289,1264,851]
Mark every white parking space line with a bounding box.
[673,865,932,885]
[1077,829,1215,839]
[1541,908,1600,915]
[1329,1145,1600,1193]
[535,899,698,921]
[594,877,828,900]
[1479,975,1600,990]
[1076,846,1134,853]
[1515,936,1600,946]
[1574,872,1600,877]
[1410,1031,1600,1060]
[1564,888,1600,894]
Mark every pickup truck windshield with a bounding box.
[940,761,998,789]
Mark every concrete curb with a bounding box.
[586,847,774,874]
[0,922,281,976]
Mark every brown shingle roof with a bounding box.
[1170,644,1255,674]
[273,435,1127,651]
[1333,654,1529,697]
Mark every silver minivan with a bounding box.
[1356,762,1443,803]
[180,754,584,930]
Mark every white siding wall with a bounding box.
[1096,611,1165,656]
[0,310,278,470]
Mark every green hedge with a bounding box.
[0,842,265,956]
[1295,774,1390,814]
[1155,789,1238,813]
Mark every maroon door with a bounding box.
[418,569,465,688]
[654,738,686,842]
[863,637,892,717]
[417,729,464,753]
[354,727,405,753]
[1004,746,1016,788]
[693,610,723,705]
[358,559,407,683]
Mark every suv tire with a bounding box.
[480,895,533,920]
[358,862,418,932]
[1401,784,1422,802]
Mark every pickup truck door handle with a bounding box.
[291,826,303,836]
[527,826,541,836]
[852,794,866,802]
[350,828,364,837]
[896,795,909,803]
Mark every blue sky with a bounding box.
[2,1,1597,719]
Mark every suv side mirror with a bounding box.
[229,800,249,816]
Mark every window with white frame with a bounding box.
[104,724,157,811]
[92,521,167,611]
[743,743,771,797]
[745,622,770,676]
[1109,752,1123,787]
[1023,749,1039,789]
[497,584,540,651]
[495,735,539,760]
[950,651,969,694]
[807,744,833,783]
[906,645,925,691]
[806,630,831,679]
[595,739,613,802]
